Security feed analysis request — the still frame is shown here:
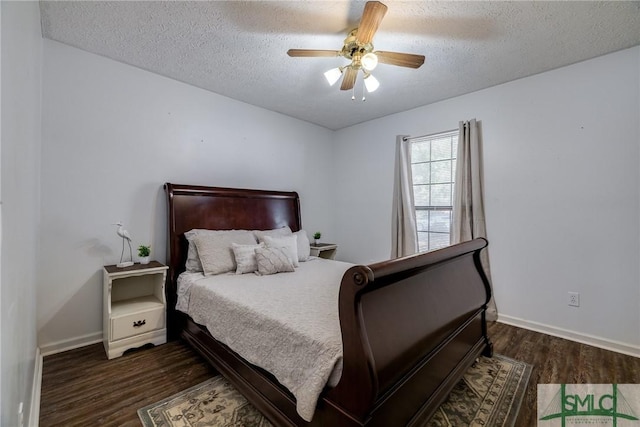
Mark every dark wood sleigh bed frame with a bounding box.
[164,183,493,427]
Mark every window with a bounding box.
[410,130,459,252]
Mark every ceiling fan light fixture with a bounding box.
[287,1,424,98]
[364,73,380,93]
[361,52,378,71]
[324,67,343,86]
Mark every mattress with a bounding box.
[176,257,354,421]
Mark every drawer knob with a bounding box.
[133,319,146,328]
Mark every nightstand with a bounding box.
[103,261,168,359]
[310,243,338,260]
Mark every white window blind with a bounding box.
[409,130,459,252]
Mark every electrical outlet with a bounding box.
[568,292,580,307]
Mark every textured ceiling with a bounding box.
[40,1,640,130]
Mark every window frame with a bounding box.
[409,129,459,253]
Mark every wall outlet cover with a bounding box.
[568,292,580,307]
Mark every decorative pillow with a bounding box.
[193,230,258,276]
[263,235,299,267]
[232,242,264,274]
[184,229,205,272]
[294,230,311,262]
[255,247,295,275]
[254,226,292,243]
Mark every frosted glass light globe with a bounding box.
[361,53,378,71]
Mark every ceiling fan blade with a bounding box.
[287,49,340,58]
[340,67,357,91]
[376,51,425,69]
[356,1,388,45]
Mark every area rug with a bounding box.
[427,354,532,427]
[138,354,531,427]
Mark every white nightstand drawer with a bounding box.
[111,307,164,341]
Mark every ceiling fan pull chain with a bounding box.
[362,77,367,101]
[352,84,356,101]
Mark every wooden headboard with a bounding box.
[164,183,301,329]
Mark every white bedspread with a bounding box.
[176,258,354,421]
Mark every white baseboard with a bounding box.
[39,332,103,357]
[497,314,640,358]
[29,348,42,427]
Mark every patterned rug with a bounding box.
[138,354,531,427]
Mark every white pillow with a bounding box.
[294,230,311,262]
[184,229,206,272]
[263,234,299,267]
[255,247,295,275]
[254,226,292,243]
[193,230,257,276]
[232,242,264,274]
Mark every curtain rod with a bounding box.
[403,127,458,142]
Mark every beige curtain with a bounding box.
[452,119,497,321]
[391,135,418,258]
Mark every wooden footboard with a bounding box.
[325,238,492,426]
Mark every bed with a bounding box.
[164,183,493,427]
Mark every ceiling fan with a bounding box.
[287,1,425,97]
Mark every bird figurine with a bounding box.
[113,221,134,267]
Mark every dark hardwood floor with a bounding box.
[39,323,640,426]
[489,322,640,426]
[39,341,216,426]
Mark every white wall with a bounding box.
[1,1,42,425]
[332,47,640,351]
[38,40,335,351]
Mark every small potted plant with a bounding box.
[138,244,151,264]
[313,232,322,246]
